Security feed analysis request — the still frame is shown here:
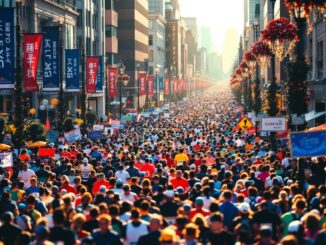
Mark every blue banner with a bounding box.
[42,26,60,91]
[290,130,326,158]
[88,131,103,140]
[0,8,14,89]
[96,56,103,92]
[65,49,79,92]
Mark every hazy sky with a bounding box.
[179,0,244,52]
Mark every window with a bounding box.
[86,10,91,27]
[105,25,117,37]
[149,50,153,62]
[149,20,153,30]
[105,0,114,10]
[149,35,153,46]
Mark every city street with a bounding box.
[0,1,326,245]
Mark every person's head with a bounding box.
[222,190,232,201]
[303,212,320,234]
[183,223,199,241]
[195,197,204,209]
[108,204,120,218]
[22,162,28,171]
[209,212,224,233]
[1,211,14,224]
[293,199,306,214]
[149,214,163,232]
[176,170,182,179]
[279,235,298,245]
[72,213,87,230]
[287,220,304,239]
[130,208,140,221]
[89,206,100,219]
[98,214,111,233]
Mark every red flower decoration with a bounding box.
[262,18,298,43]
[252,40,273,57]
[244,50,256,62]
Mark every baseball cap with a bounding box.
[183,204,191,211]
[288,221,301,233]
[99,185,107,193]
[195,197,204,206]
[164,190,174,198]
[238,202,250,213]
[82,158,89,163]
[190,164,196,170]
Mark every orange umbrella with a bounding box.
[308,124,326,131]
[0,143,11,151]
[29,141,47,148]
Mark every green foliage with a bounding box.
[86,112,97,125]
[63,118,75,132]
[24,121,47,142]
[254,78,262,114]
[0,116,7,134]
[267,81,279,116]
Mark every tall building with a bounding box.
[76,0,105,116]
[183,17,198,43]
[105,0,119,66]
[148,0,166,103]
[200,27,215,53]
[116,0,149,108]
[221,28,239,74]
[0,1,78,118]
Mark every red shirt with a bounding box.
[170,177,189,190]
[60,183,77,194]
[257,172,270,183]
[140,164,155,178]
[189,208,210,220]
[92,180,111,195]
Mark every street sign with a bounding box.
[261,117,286,132]
[238,116,253,131]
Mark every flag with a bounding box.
[45,118,51,131]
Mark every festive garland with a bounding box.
[285,0,326,17]
[244,50,257,70]
[252,40,273,57]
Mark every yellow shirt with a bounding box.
[174,153,189,166]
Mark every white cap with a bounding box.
[238,202,250,213]
[288,220,301,233]
[190,164,196,169]
[82,158,89,163]
[164,190,174,198]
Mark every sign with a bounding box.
[96,56,103,92]
[86,56,99,93]
[42,26,60,91]
[164,78,169,94]
[108,67,118,97]
[110,120,120,129]
[138,72,146,96]
[121,115,132,121]
[238,116,253,131]
[88,131,103,140]
[23,34,42,92]
[93,124,104,131]
[65,49,79,92]
[261,117,286,132]
[164,113,170,118]
[147,75,154,96]
[290,130,326,158]
[47,130,59,143]
[0,8,14,89]
[247,126,256,135]
[0,152,13,168]
[64,128,82,142]
[38,148,55,157]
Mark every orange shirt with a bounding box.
[19,154,31,162]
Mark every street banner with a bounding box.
[86,56,99,93]
[177,79,182,93]
[110,119,120,129]
[0,152,13,168]
[88,131,103,140]
[96,56,103,92]
[38,148,55,157]
[0,8,15,89]
[148,75,154,96]
[261,117,286,132]
[47,130,59,143]
[107,67,118,97]
[138,72,146,96]
[23,34,42,92]
[173,80,177,94]
[64,127,82,142]
[93,124,104,131]
[164,78,169,94]
[42,26,60,91]
[290,130,326,158]
[65,49,79,92]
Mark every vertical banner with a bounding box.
[107,67,118,97]
[138,72,146,96]
[86,56,99,93]
[173,80,177,94]
[0,8,14,89]
[148,75,154,96]
[96,56,103,92]
[164,78,169,95]
[23,34,42,92]
[177,79,182,94]
[42,26,60,91]
[65,49,79,92]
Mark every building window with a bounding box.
[105,0,114,10]
[106,53,117,65]
[149,50,153,62]
[86,10,91,27]
[149,35,153,46]
[317,41,323,79]
[105,25,117,37]
[149,20,153,30]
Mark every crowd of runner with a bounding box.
[0,87,325,245]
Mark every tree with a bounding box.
[267,81,279,116]
[253,78,262,114]
[24,122,47,142]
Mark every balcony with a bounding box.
[105,10,118,27]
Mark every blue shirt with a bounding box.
[219,201,239,228]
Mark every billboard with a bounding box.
[261,117,286,132]
[290,130,326,158]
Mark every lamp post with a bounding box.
[170,65,176,103]
[136,63,140,114]
[14,0,24,149]
[118,61,125,119]
[39,99,57,128]
[155,64,160,108]
[252,20,262,115]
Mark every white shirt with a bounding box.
[18,169,36,189]
[115,170,130,184]
[282,158,290,169]
[126,220,149,245]
[202,196,216,210]
[119,191,138,204]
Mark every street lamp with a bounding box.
[136,63,140,114]
[118,61,126,119]
[155,64,160,107]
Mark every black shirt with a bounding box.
[137,231,161,245]
[82,219,99,233]
[0,223,22,245]
[49,226,75,245]
[202,230,235,245]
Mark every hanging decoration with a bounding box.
[251,39,273,69]
[244,50,257,71]
[239,61,251,78]
[284,0,326,19]
[262,17,298,61]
